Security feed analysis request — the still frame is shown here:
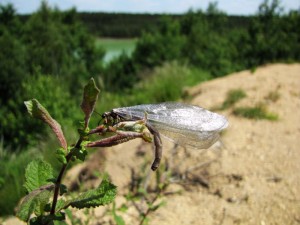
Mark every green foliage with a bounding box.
[129,62,211,104]
[180,7,239,77]
[96,62,211,114]
[67,178,116,209]
[0,147,40,215]
[22,2,104,82]
[24,160,54,192]
[16,184,54,222]
[1,1,300,218]
[233,104,279,121]
[0,2,104,148]
[0,29,26,102]
[16,79,119,224]
[1,74,78,148]
[216,88,279,121]
[101,0,299,84]
[244,0,300,67]
[133,17,185,69]
[219,89,247,110]
[16,159,55,221]
[103,53,138,92]
[78,12,171,37]
[2,0,300,150]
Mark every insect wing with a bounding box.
[113,102,228,149]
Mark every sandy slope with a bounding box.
[88,63,300,225]
[4,64,300,225]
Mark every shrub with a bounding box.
[128,62,211,104]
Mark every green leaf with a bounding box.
[59,184,68,196]
[16,184,54,222]
[54,199,67,212]
[24,99,68,150]
[81,78,100,129]
[44,198,67,213]
[34,189,53,216]
[56,148,67,164]
[71,148,88,162]
[70,144,89,161]
[24,159,54,193]
[68,178,116,209]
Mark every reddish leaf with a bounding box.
[24,99,68,150]
[80,78,100,129]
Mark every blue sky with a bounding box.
[2,0,299,15]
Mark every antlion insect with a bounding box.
[87,102,228,171]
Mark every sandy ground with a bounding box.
[4,63,300,225]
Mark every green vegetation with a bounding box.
[77,12,170,37]
[0,2,104,148]
[101,1,300,94]
[0,0,299,217]
[218,89,279,121]
[15,79,172,224]
[233,104,279,121]
[0,146,38,215]
[15,80,118,224]
[220,89,247,110]
[96,62,211,113]
[129,62,211,104]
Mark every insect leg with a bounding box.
[146,123,162,171]
[86,131,145,147]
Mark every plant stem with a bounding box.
[138,190,161,225]
[50,139,83,215]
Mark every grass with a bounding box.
[96,38,137,63]
[233,104,279,121]
[215,88,279,121]
[95,61,212,114]
[0,145,38,216]
[218,89,247,110]
[0,128,79,216]
[128,61,212,104]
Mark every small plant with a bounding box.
[233,103,278,121]
[16,78,154,224]
[125,162,168,225]
[106,160,169,225]
[219,89,247,110]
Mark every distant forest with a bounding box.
[19,12,252,37]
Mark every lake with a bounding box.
[96,38,137,63]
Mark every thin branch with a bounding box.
[50,138,83,215]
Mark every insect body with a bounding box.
[100,102,228,171]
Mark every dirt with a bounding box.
[4,63,300,225]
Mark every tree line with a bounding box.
[19,11,251,38]
[102,1,300,92]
